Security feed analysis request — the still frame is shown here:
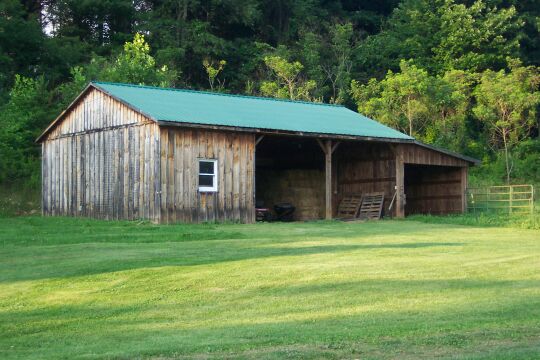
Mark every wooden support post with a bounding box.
[317,139,340,220]
[395,152,405,218]
[460,166,468,213]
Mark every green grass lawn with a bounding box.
[0,217,539,359]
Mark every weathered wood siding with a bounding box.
[45,88,142,140]
[397,143,469,167]
[394,143,468,217]
[42,123,161,221]
[159,127,255,223]
[42,88,162,222]
[404,165,465,215]
[336,142,397,216]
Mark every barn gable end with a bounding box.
[40,86,154,142]
[41,86,162,222]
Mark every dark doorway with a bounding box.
[404,164,464,215]
[255,136,325,220]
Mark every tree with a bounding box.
[203,59,226,91]
[425,69,474,151]
[100,33,177,87]
[351,60,431,137]
[322,22,355,104]
[473,60,540,183]
[0,75,54,185]
[260,56,316,101]
[435,0,522,72]
[0,0,47,97]
[357,0,523,75]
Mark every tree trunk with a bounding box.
[407,98,413,136]
[502,130,511,184]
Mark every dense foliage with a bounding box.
[0,0,539,187]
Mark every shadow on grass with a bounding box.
[0,242,464,283]
[1,279,538,359]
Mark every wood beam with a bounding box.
[461,166,468,213]
[325,140,332,219]
[316,138,326,153]
[316,139,340,220]
[331,141,341,154]
[395,152,405,218]
[255,135,265,146]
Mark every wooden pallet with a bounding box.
[358,192,384,220]
[337,194,363,219]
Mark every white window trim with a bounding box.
[198,159,218,192]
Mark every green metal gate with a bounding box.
[467,185,535,215]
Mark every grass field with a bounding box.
[0,217,539,359]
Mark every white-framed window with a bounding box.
[198,159,218,192]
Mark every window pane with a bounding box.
[199,175,214,187]
[199,161,214,174]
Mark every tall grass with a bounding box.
[407,206,540,230]
[0,184,40,217]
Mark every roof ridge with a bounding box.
[91,81,346,108]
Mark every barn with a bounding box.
[37,82,479,223]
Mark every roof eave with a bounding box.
[156,120,415,144]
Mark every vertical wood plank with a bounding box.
[395,147,405,218]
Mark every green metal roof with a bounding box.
[93,82,413,140]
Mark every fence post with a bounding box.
[486,187,490,213]
[509,185,513,215]
[531,185,534,215]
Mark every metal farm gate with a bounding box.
[467,185,535,215]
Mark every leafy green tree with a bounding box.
[434,1,521,72]
[203,59,227,91]
[0,0,47,98]
[260,56,316,101]
[0,75,54,185]
[358,0,523,75]
[351,60,431,137]
[55,66,89,108]
[352,61,476,151]
[100,33,177,87]
[473,60,540,183]
[425,70,475,151]
[322,23,355,104]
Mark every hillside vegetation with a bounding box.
[0,0,539,191]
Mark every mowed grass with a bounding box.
[0,217,539,359]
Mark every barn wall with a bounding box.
[394,143,469,217]
[45,88,143,140]
[159,127,255,223]
[42,122,161,221]
[336,142,397,217]
[397,143,469,167]
[42,88,162,222]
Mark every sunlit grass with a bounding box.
[0,217,539,359]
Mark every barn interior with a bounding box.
[404,164,464,215]
[255,136,469,221]
[255,136,325,220]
